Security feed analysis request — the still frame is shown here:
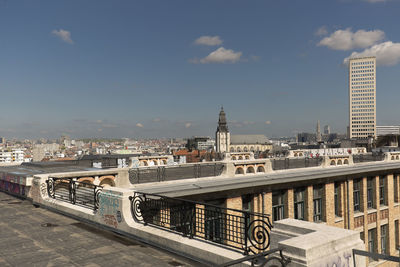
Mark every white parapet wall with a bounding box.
[271,219,365,267]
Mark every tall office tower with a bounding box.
[316,120,322,142]
[216,107,230,153]
[324,125,330,135]
[349,57,376,139]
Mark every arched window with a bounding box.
[330,160,336,166]
[337,160,342,165]
[344,159,349,165]
[246,167,255,174]
[235,167,244,175]
[257,166,265,173]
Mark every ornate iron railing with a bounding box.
[218,248,291,266]
[46,177,102,210]
[129,192,273,255]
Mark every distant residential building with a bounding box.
[0,149,26,163]
[324,125,330,135]
[376,126,400,137]
[0,137,4,144]
[349,57,376,139]
[186,137,215,151]
[297,132,316,143]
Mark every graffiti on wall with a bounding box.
[98,191,121,228]
[316,251,352,267]
[0,172,26,197]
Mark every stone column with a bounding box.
[324,183,335,226]
[305,186,313,222]
[374,175,381,254]
[387,174,395,255]
[286,189,294,219]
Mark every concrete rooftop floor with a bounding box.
[0,192,203,267]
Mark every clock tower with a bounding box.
[216,107,230,153]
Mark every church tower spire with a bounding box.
[217,107,229,133]
[216,107,230,153]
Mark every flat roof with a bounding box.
[0,191,201,266]
[133,161,400,197]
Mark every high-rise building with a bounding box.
[349,57,376,139]
[324,125,330,135]
[216,107,230,153]
[316,120,322,142]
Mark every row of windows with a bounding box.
[352,93,374,97]
[351,85,374,89]
[351,81,374,85]
[351,70,374,74]
[351,113,374,116]
[351,97,374,101]
[268,175,399,225]
[351,65,374,70]
[351,78,374,82]
[352,101,374,105]
[352,108,375,112]
[352,104,375,108]
[351,73,373,78]
[351,118,374,122]
[351,60,374,66]
[351,89,374,93]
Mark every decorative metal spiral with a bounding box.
[46,178,56,198]
[247,219,272,254]
[129,193,144,222]
[94,186,102,210]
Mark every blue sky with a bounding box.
[1,0,400,139]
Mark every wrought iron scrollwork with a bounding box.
[129,193,145,222]
[46,177,56,198]
[94,186,102,210]
[129,192,274,255]
[247,218,273,254]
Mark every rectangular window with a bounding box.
[353,179,361,212]
[294,188,305,220]
[379,176,387,206]
[313,185,323,222]
[381,224,388,255]
[368,229,376,262]
[272,191,285,222]
[395,220,399,249]
[334,182,341,217]
[367,177,374,209]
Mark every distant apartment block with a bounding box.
[349,57,376,139]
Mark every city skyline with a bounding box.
[2,0,400,139]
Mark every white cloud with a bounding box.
[265,120,271,125]
[185,123,192,128]
[193,47,242,64]
[315,26,328,36]
[52,29,74,44]
[194,36,223,46]
[136,123,144,128]
[318,28,385,50]
[343,41,400,66]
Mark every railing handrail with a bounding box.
[134,191,271,218]
[46,177,102,211]
[218,248,291,267]
[130,191,273,255]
